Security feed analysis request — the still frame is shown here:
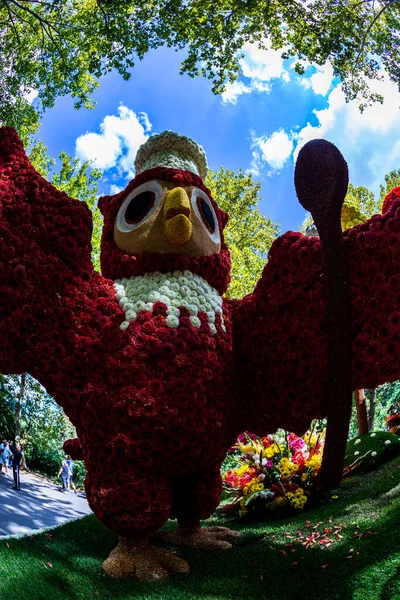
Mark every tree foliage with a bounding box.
[0,374,67,448]
[379,169,400,203]
[207,167,279,298]
[1,0,399,139]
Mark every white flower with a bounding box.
[260,490,275,498]
[261,458,267,467]
[166,315,179,328]
[355,439,361,445]
[370,433,376,437]
[385,440,391,445]
[190,316,201,328]
[133,300,146,312]
[354,451,360,456]
[188,304,198,316]
[119,321,129,331]
[148,290,161,302]
[115,271,224,336]
[258,473,266,481]
[371,451,377,457]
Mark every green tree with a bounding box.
[1,0,399,139]
[0,373,66,448]
[207,167,279,298]
[379,169,400,203]
[29,142,103,270]
[0,375,17,439]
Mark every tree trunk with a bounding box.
[368,389,376,432]
[15,373,26,441]
[354,389,369,435]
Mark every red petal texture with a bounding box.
[233,191,400,435]
[2,125,400,539]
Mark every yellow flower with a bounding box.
[277,458,298,479]
[253,443,263,456]
[287,487,307,509]
[306,454,322,470]
[303,433,318,447]
[263,443,281,459]
[238,443,254,455]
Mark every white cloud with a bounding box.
[221,41,289,104]
[250,70,400,195]
[299,63,334,96]
[240,42,290,83]
[251,129,294,175]
[75,104,152,177]
[109,184,123,195]
[221,81,252,104]
[221,41,336,105]
[25,89,38,104]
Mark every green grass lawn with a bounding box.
[1,456,399,600]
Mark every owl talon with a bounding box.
[102,537,190,581]
[155,526,242,550]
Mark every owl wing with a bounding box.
[232,190,400,436]
[0,126,96,374]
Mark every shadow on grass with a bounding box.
[0,457,399,600]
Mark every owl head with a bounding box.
[99,132,231,294]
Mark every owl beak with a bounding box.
[163,187,193,246]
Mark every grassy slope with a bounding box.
[0,456,399,600]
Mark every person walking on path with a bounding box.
[1,442,12,477]
[65,455,77,493]
[10,442,23,490]
[58,460,71,493]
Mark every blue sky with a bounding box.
[35,43,400,233]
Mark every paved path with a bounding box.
[0,470,92,537]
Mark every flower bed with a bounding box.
[221,423,326,519]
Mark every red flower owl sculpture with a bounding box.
[1,127,400,580]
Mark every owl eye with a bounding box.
[116,181,163,233]
[191,187,220,244]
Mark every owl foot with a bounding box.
[102,536,190,581]
[155,525,242,550]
